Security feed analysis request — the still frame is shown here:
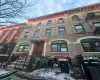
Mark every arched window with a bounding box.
[72,15,80,21]
[86,12,95,20]
[58,18,64,23]
[18,42,30,52]
[47,20,52,25]
[81,38,100,52]
[37,22,42,27]
[51,40,68,52]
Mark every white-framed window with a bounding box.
[93,22,100,28]
[51,40,68,52]
[72,15,80,21]
[59,27,65,35]
[47,20,52,25]
[58,18,64,23]
[24,32,29,38]
[18,42,29,52]
[46,29,51,36]
[81,38,100,52]
[34,30,40,38]
[75,25,84,33]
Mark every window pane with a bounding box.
[61,48,67,52]
[25,46,29,49]
[81,38,100,43]
[81,38,100,52]
[52,44,57,48]
[75,25,84,33]
[46,29,51,36]
[58,40,66,43]
[58,44,60,52]
[24,32,29,38]
[58,18,64,23]
[75,25,82,29]
[34,30,40,37]
[59,31,65,35]
[52,44,57,52]
[19,46,24,51]
[47,20,52,25]
[59,28,64,31]
[76,29,84,33]
[59,27,65,35]
[94,23,100,27]
[95,42,100,51]
[61,44,67,52]
[52,41,59,43]
[24,46,29,51]
[51,40,68,52]
[96,47,100,51]
[82,43,92,52]
[59,20,63,23]
[61,44,66,48]
[95,42,100,46]
[72,15,79,21]
[19,46,23,49]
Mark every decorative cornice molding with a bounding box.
[29,3,100,22]
[0,3,100,29]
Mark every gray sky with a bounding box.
[25,0,100,19]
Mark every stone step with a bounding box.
[11,61,29,64]
[8,64,15,68]
[8,64,26,69]
[11,62,29,65]
[0,62,6,66]
[19,56,31,59]
[15,65,26,69]
[16,59,30,62]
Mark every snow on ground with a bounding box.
[0,69,9,75]
[29,68,75,80]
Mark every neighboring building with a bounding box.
[0,24,25,56]
[1,3,100,59]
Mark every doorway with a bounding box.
[32,41,44,56]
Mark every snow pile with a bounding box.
[0,69,9,75]
[39,72,75,80]
[29,68,75,80]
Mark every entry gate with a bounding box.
[82,56,100,80]
[89,67,100,80]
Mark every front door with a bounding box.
[32,42,44,56]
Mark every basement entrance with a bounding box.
[32,41,44,56]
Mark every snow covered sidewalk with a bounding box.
[28,68,75,80]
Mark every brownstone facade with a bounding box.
[1,3,100,58]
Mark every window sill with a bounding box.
[13,52,28,53]
[84,52,100,53]
[50,52,69,54]
[58,22,64,24]
[75,32,85,34]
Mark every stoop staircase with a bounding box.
[7,54,31,71]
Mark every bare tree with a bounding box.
[0,0,39,26]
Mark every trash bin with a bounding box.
[59,61,69,73]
